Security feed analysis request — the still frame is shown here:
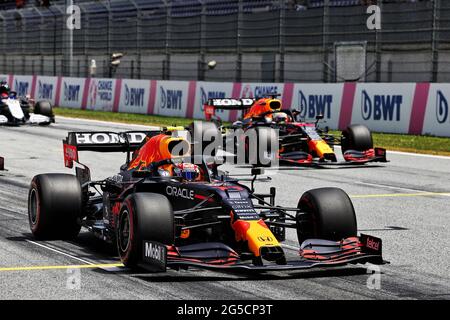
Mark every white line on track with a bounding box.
[56,116,158,130]
[25,239,94,265]
[357,181,433,194]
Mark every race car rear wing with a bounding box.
[63,131,159,168]
[204,98,255,120]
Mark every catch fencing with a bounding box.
[0,0,449,83]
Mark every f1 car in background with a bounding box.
[204,97,388,167]
[0,82,55,125]
[27,124,385,273]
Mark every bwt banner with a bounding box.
[2,73,450,137]
[60,77,85,109]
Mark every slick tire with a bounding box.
[117,193,174,268]
[246,127,278,167]
[28,174,82,240]
[34,100,54,118]
[341,124,373,153]
[296,188,357,244]
[188,121,221,157]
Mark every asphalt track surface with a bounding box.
[0,117,449,300]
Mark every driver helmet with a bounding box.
[173,163,200,182]
[0,81,10,97]
[272,112,288,123]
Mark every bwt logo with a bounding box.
[160,87,183,110]
[124,84,145,107]
[14,80,29,96]
[361,90,402,121]
[64,83,80,102]
[38,81,53,99]
[436,90,449,124]
[201,87,225,112]
[298,90,332,119]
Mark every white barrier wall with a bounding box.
[5,74,450,137]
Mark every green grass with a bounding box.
[54,107,197,128]
[55,107,450,157]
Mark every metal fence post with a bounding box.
[163,0,171,80]
[278,0,285,83]
[130,0,141,79]
[322,0,330,83]
[236,0,243,82]
[375,0,383,82]
[198,0,206,81]
[431,0,440,82]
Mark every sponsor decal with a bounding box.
[366,237,380,251]
[75,132,147,145]
[241,85,279,99]
[160,86,183,110]
[166,186,194,200]
[200,87,225,112]
[38,80,54,99]
[143,241,167,271]
[63,83,80,102]
[254,85,278,98]
[210,98,254,107]
[298,90,333,119]
[436,90,448,124]
[14,80,29,96]
[361,90,402,121]
[124,84,145,107]
[257,236,274,242]
[88,79,114,110]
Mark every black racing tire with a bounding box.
[117,193,174,268]
[296,187,357,244]
[28,174,82,240]
[34,100,54,118]
[246,126,278,167]
[341,124,373,153]
[188,121,221,158]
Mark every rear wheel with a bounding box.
[296,187,357,244]
[34,101,54,118]
[28,174,82,240]
[117,193,174,268]
[341,124,373,153]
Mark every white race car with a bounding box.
[0,91,55,126]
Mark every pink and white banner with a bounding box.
[4,73,450,137]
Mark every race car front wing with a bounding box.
[139,234,385,273]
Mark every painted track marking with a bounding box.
[0,263,123,272]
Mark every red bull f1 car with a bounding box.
[27,124,384,272]
[204,97,387,167]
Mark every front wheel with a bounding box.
[296,187,357,244]
[341,124,373,153]
[117,193,174,268]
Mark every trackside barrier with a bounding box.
[2,74,450,137]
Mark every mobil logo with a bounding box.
[38,81,54,99]
[14,80,29,96]
[298,90,332,119]
[160,86,182,110]
[124,84,145,107]
[436,90,448,124]
[361,90,402,121]
[63,83,80,102]
[200,86,225,112]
